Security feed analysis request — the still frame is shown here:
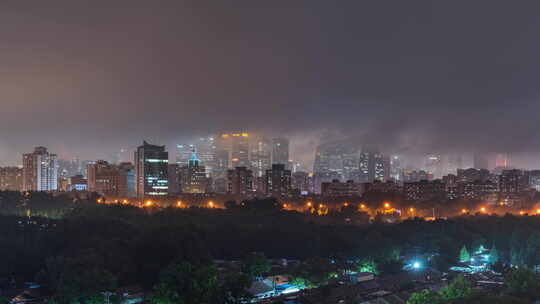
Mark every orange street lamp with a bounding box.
[480,207,486,213]
[384,202,390,209]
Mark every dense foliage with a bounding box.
[2,194,540,302]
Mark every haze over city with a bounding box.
[2,1,540,169]
[4,2,540,304]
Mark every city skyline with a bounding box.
[2,2,540,168]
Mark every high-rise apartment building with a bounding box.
[226,166,254,195]
[135,141,168,198]
[265,164,291,197]
[499,169,527,194]
[22,147,58,191]
[390,155,402,181]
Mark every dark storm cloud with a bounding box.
[0,0,540,165]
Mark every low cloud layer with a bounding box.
[1,1,539,167]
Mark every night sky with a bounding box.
[1,1,540,168]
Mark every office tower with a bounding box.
[314,141,358,180]
[443,153,464,175]
[313,150,330,174]
[22,147,59,191]
[217,133,251,168]
[226,166,253,195]
[0,167,23,191]
[271,137,289,167]
[358,150,371,183]
[176,137,217,177]
[87,160,134,198]
[390,155,402,181]
[231,133,250,168]
[342,150,359,181]
[179,149,208,193]
[358,148,389,182]
[265,164,291,197]
[176,144,194,167]
[250,137,272,177]
[424,154,443,179]
[134,141,169,198]
[213,149,229,179]
[374,153,390,182]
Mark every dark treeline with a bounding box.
[2,196,540,302]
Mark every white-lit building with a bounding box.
[22,147,59,191]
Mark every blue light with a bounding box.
[413,262,421,269]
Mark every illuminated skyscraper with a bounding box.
[250,136,271,177]
[217,133,250,168]
[22,147,58,191]
[313,141,358,180]
[179,148,208,193]
[135,141,168,198]
[390,155,402,181]
[374,153,390,182]
[176,137,217,177]
[424,154,443,179]
[358,148,388,182]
